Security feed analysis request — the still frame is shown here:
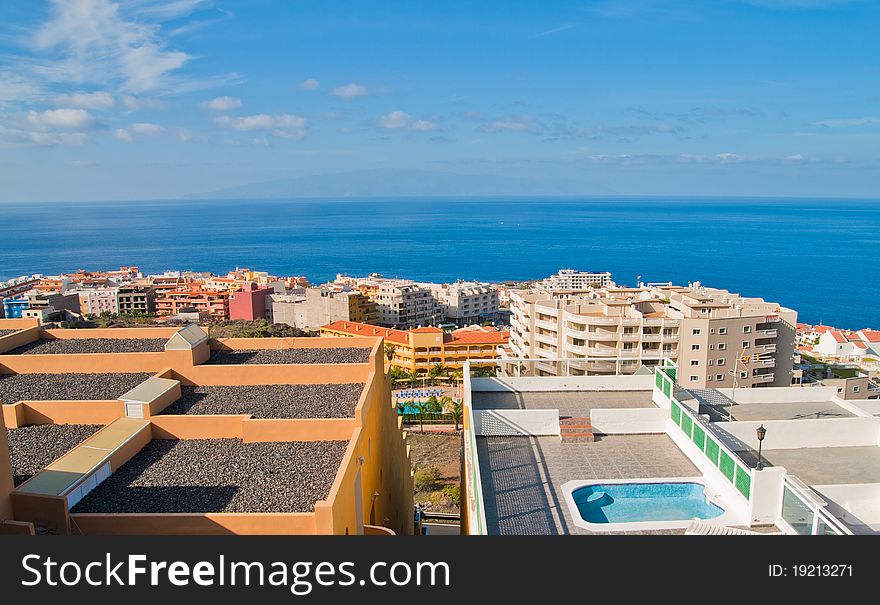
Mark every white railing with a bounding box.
[779,476,852,535]
[534,332,556,345]
[535,318,556,331]
[641,333,661,341]
[462,363,488,535]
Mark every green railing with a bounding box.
[656,363,753,502]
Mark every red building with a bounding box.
[229,284,272,321]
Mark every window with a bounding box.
[709,344,715,350]
[689,375,699,382]
[710,328,716,334]
[717,358,726,366]
[716,374,724,381]
[719,327,728,335]
[691,360,699,366]
[740,371,748,379]
[707,375,713,381]
[692,328,701,335]
[854,386,861,393]
[708,359,715,366]
[742,341,750,349]
[743,326,751,333]
[691,344,700,351]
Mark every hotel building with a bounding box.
[506,282,796,389]
[321,321,508,375]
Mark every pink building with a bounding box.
[79,288,119,316]
[229,284,271,321]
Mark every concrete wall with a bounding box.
[3,400,123,427]
[813,483,880,534]
[590,407,668,434]
[717,386,839,404]
[473,409,560,436]
[713,417,880,451]
[471,374,653,392]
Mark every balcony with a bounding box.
[586,347,618,356]
[641,349,663,357]
[534,347,556,359]
[620,318,641,326]
[754,373,775,383]
[641,334,661,342]
[535,318,557,331]
[535,332,556,345]
[760,358,776,368]
[662,334,679,342]
[590,330,618,341]
[587,361,618,372]
[620,333,640,342]
[762,329,778,338]
[619,349,639,357]
[585,316,618,326]
[643,318,663,326]
[760,344,777,353]
[566,343,590,355]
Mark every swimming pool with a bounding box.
[562,478,730,532]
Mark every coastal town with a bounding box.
[1,264,879,537]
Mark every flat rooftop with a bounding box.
[6,423,102,486]
[2,338,167,355]
[71,438,348,513]
[159,383,364,418]
[206,347,371,365]
[738,446,880,486]
[477,434,699,535]
[0,372,153,403]
[473,390,654,417]
[688,389,852,422]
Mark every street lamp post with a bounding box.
[755,424,767,470]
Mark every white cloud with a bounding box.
[120,95,168,111]
[331,83,368,99]
[200,95,242,111]
[299,78,320,91]
[112,128,134,142]
[27,108,96,129]
[176,127,192,142]
[131,122,164,136]
[813,116,880,128]
[216,113,308,139]
[53,91,115,109]
[0,71,41,106]
[483,119,531,132]
[30,0,194,94]
[378,110,440,132]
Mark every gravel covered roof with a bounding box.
[6,424,103,486]
[2,338,167,355]
[159,383,364,418]
[206,347,371,365]
[0,329,20,338]
[0,372,153,403]
[71,438,348,513]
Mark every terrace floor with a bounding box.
[71,438,349,513]
[158,383,364,418]
[206,347,371,365]
[473,390,655,417]
[0,372,153,402]
[476,434,700,535]
[689,389,853,422]
[2,338,167,355]
[738,446,880,485]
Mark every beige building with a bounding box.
[421,281,499,325]
[269,288,378,330]
[374,281,440,328]
[506,281,796,388]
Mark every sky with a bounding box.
[1,0,879,202]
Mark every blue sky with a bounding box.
[1,0,879,201]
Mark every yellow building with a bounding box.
[321,321,508,375]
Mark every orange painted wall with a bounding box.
[0,351,197,374]
[168,364,371,386]
[71,512,317,535]
[149,415,247,439]
[3,400,123,427]
[0,412,14,519]
[211,336,380,351]
[241,418,356,442]
[0,326,41,354]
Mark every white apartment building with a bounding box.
[506,281,797,388]
[78,287,120,316]
[535,269,614,291]
[421,281,499,325]
[375,281,440,328]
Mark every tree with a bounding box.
[414,399,430,433]
[442,396,463,431]
[428,363,449,385]
[396,400,408,417]
[384,342,397,362]
[424,395,442,414]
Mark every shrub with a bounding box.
[442,484,461,508]
[413,465,441,492]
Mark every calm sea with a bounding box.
[0,197,877,329]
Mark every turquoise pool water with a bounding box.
[572,482,724,524]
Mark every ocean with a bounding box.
[0,197,877,329]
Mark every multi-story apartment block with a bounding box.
[321,320,508,375]
[506,281,797,388]
[375,281,441,328]
[78,287,120,316]
[229,284,273,321]
[116,285,156,315]
[269,289,378,330]
[155,285,232,320]
[422,281,500,326]
[535,269,614,290]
